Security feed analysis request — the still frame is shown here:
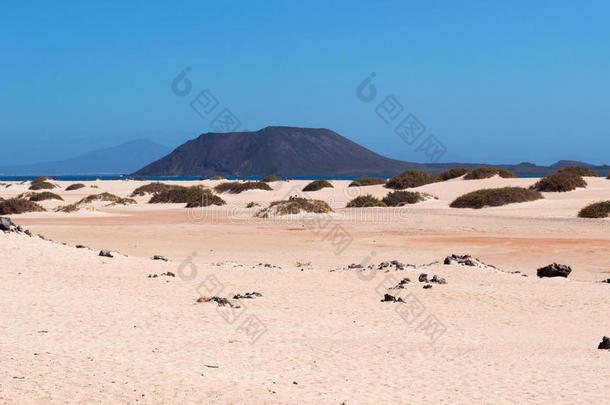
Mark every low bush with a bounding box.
[28,192,64,202]
[382,191,425,206]
[578,201,610,218]
[385,170,439,190]
[56,193,136,212]
[531,172,587,192]
[214,181,272,194]
[246,201,260,208]
[346,194,386,207]
[464,167,516,180]
[184,190,226,208]
[0,198,46,214]
[450,187,543,209]
[439,168,470,180]
[302,180,333,192]
[256,198,332,218]
[261,175,282,182]
[149,185,207,203]
[348,177,387,187]
[556,166,598,177]
[66,183,85,191]
[131,182,173,197]
[29,180,56,190]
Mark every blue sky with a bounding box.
[1,0,608,165]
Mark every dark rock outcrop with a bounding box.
[598,336,610,350]
[99,250,113,258]
[536,263,572,278]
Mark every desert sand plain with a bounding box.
[1,176,609,404]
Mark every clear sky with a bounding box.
[1,0,608,165]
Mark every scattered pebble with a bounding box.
[99,250,113,258]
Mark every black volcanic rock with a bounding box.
[134,127,409,177]
[537,263,572,278]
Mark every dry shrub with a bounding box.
[450,187,543,208]
[66,183,85,191]
[346,195,386,207]
[464,167,516,180]
[556,166,598,177]
[28,192,64,202]
[131,182,173,197]
[302,180,333,192]
[56,192,136,212]
[385,170,439,189]
[256,198,332,218]
[0,198,46,214]
[439,168,469,180]
[531,172,587,192]
[348,177,387,187]
[261,175,282,182]
[215,181,272,194]
[382,191,425,206]
[578,201,610,218]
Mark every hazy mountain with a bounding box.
[0,140,172,175]
[134,127,609,177]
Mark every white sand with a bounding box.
[1,177,609,404]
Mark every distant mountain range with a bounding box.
[134,127,610,177]
[0,140,172,175]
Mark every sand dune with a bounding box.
[1,177,609,403]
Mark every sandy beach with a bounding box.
[1,176,609,404]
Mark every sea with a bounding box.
[0,174,541,181]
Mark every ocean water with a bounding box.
[0,174,542,181]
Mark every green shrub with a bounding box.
[346,195,386,207]
[261,175,282,182]
[382,190,425,206]
[385,170,439,189]
[184,190,226,208]
[302,180,333,192]
[464,167,516,180]
[256,198,332,217]
[348,177,387,187]
[28,192,64,202]
[0,198,46,214]
[450,187,543,209]
[439,168,470,180]
[578,201,610,218]
[556,166,598,177]
[66,183,86,191]
[531,172,587,192]
[131,182,173,197]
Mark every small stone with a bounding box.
[423,284,432,289]
[99,250,113,258]
[380,293,403,303]
[0,217,14,232]
[418,273,428,283]
[598,336,610,350]
[430,275,447,284]
[153,255,168,261]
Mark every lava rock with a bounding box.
[444,254,479,266]
[25,230,32,236]
[423,284,432,289]
[233,292,263,299]
[598,336,610,350]
[536,263,572,278]
[381,294,403,303]
[418,273,428,283]
[99,250,113,258]
[75,245,87,249]
[391,278,410,289]
[430,275,447,284]
[0,217,15,232]
[153,255,168,262]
